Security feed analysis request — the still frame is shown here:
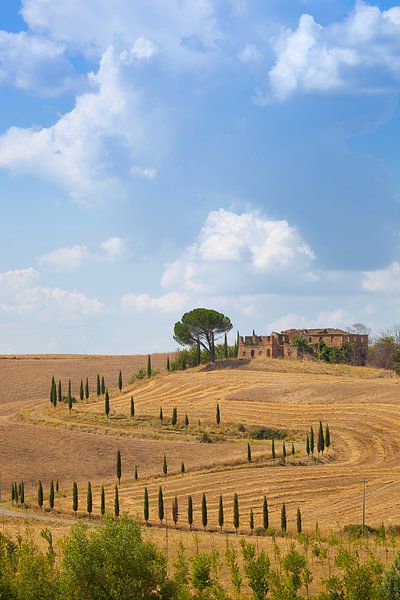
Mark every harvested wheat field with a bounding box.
[3,355,400,535]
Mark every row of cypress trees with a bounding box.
[306,422,331,457]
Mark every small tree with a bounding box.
[272,439,276,460]
[296,507,302,534]
[172,496,179,528]
[49,479,55,510]
[56,479,59,492]
[96,374,101,396]
[80,380,84,401]
[68,379,72,399]
[105,389,110,418]
[20,480,25,505]
[263,496,269,530]
[291,442,295,455]
[249,509,254,533]
[159,407,163,422]
[116,449,122,485]
[180,461,185,476]
[173,308,233,363]
[158,486,164,524]
[233,493,240,533]
[118,370,123,391]
[101,485,105,516]
[184,413,189,429]
[224,333,228,359]
[167,356,170,371]
[85,377,89,400]
[130,397,135,418]
[171,407,177,426]
[283,441,287,460]
[144,487,149,524]
[247,442,252,463]
[310,427,315,455]
[101,376,105,395]
[58,380,62,404]
[134,466,138,480]
[281,502,287,533]
[11,482,15,502]
[68,394,73,413]
[325,424,331,450]
[37,480,43,509]
[114,485,119,517]
[218,495,224,531]
[163,453,168,477]
[306,435,310,459]
[188,495,193,530]
[50,376,56,406]
[87,481,92,516]
[147,355,152,378]
[202,492,208,530]
[72,481,78,515]
[317,420,325,455]
[216,403,221,426]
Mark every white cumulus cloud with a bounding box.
[122,291,188,313]
[362,261,400,292]
[268,2,400,101]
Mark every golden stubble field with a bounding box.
[1,354,400,537]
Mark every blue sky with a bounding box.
[1,0,400,353]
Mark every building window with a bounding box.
[251,349,255,358]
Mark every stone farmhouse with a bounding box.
[238,328,369,364]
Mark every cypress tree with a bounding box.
[101,485,105,516]
[118,370,122,391]
[68,394,73,413]
[306,435,310,458]
[167,356,170,371]
[310,427,315,455]
[68,379,72,399]
[252,329,255,336]
[201,493,208,530]
[281,502,287,533]
[233,493,240,533]
[283,441,287,460]
[114,485,119,517]
[291,442,295,455]
[263,496,269,530]
[247,442,252,463]
[218,495,224,531]
[172,495,179,528]
[80,380,84,401]
[116,449,122,485]
[188,495,193,530]
[11,482,15,502]
[250,509,254,532]
[101,376,105,395]
[184,413,189,429]
[297,507,302,534]
[158,486,164,524]
[37,480,43,509]
[171,407,177,426]
[134,466,138,480]
[105,389,110,418]
[58,380,62,404]
[163,453,168,477]
[14,482,18,504]
[50,376,56,406]
[216,403,221,426]
[159,407,163,422]
[87,481,92,516]
[130,397,135,418]
[234,339,238,358]
[72,481,78,515]
[180,461,185,476]
[85,377,89,400]
[144,487,149,523]
[325,424,331,450]
[196,339,201,366]
[49,480,54,510]
[96,374,101,396]
[20,481,25,505]
[272,439,276,460]
[181,356,186,370]
[224,333,228,359]
[317,420,325,455]
[18,482,22,499]
[56,479,59,493]
[147,355,152,378]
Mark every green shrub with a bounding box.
[249,427,285,440]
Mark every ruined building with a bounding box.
[238,328,368,365]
